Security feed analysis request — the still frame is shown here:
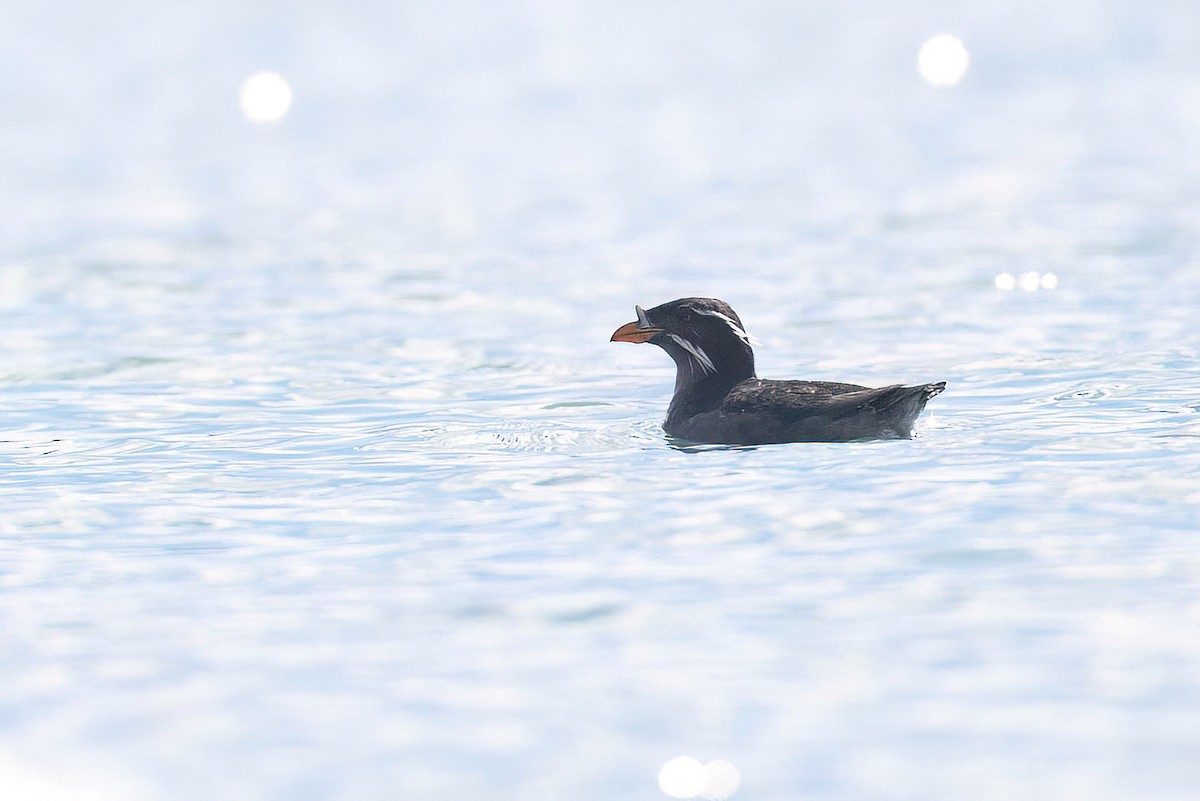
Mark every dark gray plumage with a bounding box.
[611,297,945,444]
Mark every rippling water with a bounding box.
[3,2,1200,800]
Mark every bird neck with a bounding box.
[667,354,755,421]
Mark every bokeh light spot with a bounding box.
[240,71,292,123]
[659,756,707,799]
[997,271,1058,292]
[659,756,741,799]
[918,34,970,86]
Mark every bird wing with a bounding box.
[719,380,942,441]
[720,379,872,417]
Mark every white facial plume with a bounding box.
[667,333,717,375]
[696,308,761,346]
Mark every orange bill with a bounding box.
[610,321,662,343]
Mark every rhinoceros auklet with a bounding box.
[611,297,945,444]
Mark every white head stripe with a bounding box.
[667,333,716,374]
[696,309,760,346]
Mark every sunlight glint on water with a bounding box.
[239,71,293,123]
[2,2,1200,801]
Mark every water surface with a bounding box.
[2,2,1200,799]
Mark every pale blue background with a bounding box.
[2,2,1199,799]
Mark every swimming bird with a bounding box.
[610,297,945,444]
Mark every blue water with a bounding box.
[3,2,1200,799]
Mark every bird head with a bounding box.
[610,297,757,384]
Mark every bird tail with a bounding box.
[921,381,947,400]
[869,382,946,437]
[874,382,945,411]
